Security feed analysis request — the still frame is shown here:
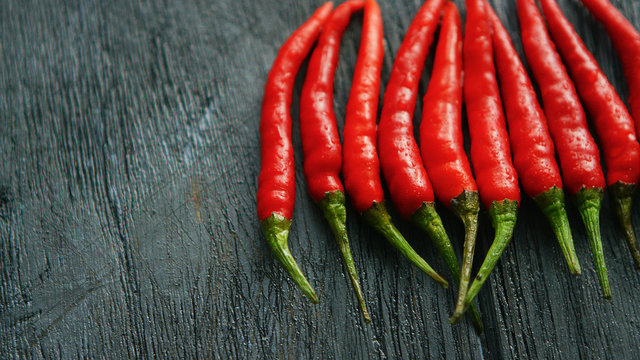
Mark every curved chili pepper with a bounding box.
[257,2,333,303]
[540,0,640,271]
[517,0,610,298]
[420,0,481,329]
[342,0,447,288]
[450,0,521,324]
[299,0,370,322]
[378,0,482,333]
[579,0,640,140]
[484,3,580,275]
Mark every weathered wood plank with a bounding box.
[1,0,640,358]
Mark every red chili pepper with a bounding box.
[484,3,580,275]
[299,0,369,322]
[342,0,448,288]
[257,2,333,303]
[419,1,481,328]
[540,0,640,271]
[579,0,640,140]
[450,0,521,324]
[378,0,482,333]
[517,0,610,298]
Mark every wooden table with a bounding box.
[2,0,640,358]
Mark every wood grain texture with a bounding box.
[1,0,640,358]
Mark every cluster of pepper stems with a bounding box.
[257,0,640,332]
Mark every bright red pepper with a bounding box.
[299,0,369,322]
[257,2,333,303]
[540,0,640,271]
[517,0,611,298]
[579,0,640,140]
[342,0,447,288]
[379,0,445,219]
[378,0,482,333]
[419,1,481,328]
[450,0,521,323]
[484,2,580,275]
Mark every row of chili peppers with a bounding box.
[257,0,640,332]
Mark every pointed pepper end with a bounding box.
[610,182,640,270]
[471,316,484,335]
[533,186,582,276]
[261,214,318,304]
[449,311,463,325]
[363,202,448,288]
[575,187,612,300]
[318,191,371,318]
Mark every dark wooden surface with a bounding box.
[2,0,640,358]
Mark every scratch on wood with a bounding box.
[191,177,202,223]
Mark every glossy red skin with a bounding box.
[420,2,477,207]
[485,3,563,197]
[342,0,384,213]
[300,0,365,203]
[541,0,640,187]
[517,0,605,195]
[463,0,520,210]
[257,2,334,221]
[580,0,640,140]
[377,0,446,219]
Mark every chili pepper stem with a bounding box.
[449,191,480,325]
[319,191,371,322]
[452,199,518,323]
[410,202,484,334]
[575,188,611,299]
[261,214,319,303]
[533,187,581,275]
[610,182,640,270]
[363,202,448,288]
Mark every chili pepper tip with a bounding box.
[261,214,319,303]
[450,191,480,325]
[410,202,484,333]
[575,188,611,299]
[453,199,519,324]
[363,202,448,288]
[533,187,581,275]
[610,182,640,270]
[319,191,371,323]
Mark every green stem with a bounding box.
[575,187,611,299]
[533,186,581,275]
[410,202,484,334]
[261,214,318,303]
[363,202,448,288]
[610,182,640,270]
[448,191,480,325]
[319,191,370,323]
[452,199,518,323]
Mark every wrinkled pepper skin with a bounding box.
[299,0,370,322]
[517,0,610,299]
[257,2,334,303]
[420,0,481,328]
[540,0,640,270]
[463,0,520,212]
[485,2,580,275]
[343,0,447,288]
[378,0,483,333]
[342,0,385,214]
[301,0,365,203]
[579,0,640,140]
[517,0,604,196]
[378,0,445,219]
[451,0,520,324]
[420,28,478,211]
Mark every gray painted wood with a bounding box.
[1,0,639,358]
